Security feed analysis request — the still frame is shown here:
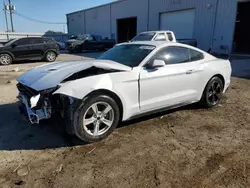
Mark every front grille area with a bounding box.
[17,83,39,98]
[66,42,71,48]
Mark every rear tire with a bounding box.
[45,51,57,62]
[74,94,120,143]
[0,53,12,65]
[199,76,224,108]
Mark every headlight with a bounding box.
[30,94,41,108]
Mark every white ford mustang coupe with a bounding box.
[16,41,231,142]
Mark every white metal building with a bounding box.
[66,0,250,54]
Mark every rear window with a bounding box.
[132,33,155,41]
[189,49,204,61]
[32,38,44,44]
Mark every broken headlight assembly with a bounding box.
[30,86,59,110]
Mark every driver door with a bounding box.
[11,38,34,59]
[139,46,203,112]
[84,35,98,50]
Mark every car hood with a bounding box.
[66,39,78,43]
[17,60,131,91]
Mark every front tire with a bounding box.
[75,45,82,53]
[200,76,224,108]
[45,51,57,62]
[75,95,120,143]
[0,53,12,65]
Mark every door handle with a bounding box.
[186,69,194,74]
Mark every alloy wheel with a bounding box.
[0,54,11,65]
[83,102,114,136]
[207,80,222,105]
[47,52,56,61]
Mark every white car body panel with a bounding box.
[54,70,140,120]
[132,31,177,42]
[17,60,131,91]
[16,41,232,123]
[139,60,204,112]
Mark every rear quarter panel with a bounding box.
[197,58,231,100]
[44,43,59,55]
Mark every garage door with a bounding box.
[160,9,195,39]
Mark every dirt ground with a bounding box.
[0,54,250,188]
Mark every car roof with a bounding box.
[118,41,207,53]
[140,31,173,34]
[15,37,53,40]
[119,41,166,46]
[118,41,181,48]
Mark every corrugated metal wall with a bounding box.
[110,0,148,40]
[67,11,85,34]
[212,0,237,53]
[66,0,237,53]
[85,5,111,38]
[149,0,217,51]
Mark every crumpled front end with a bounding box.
[15,59,132,124]
[16,83,53,124]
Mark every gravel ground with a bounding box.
[0,54,250,188]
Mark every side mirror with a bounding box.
[149,59,165,69]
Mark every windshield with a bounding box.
[69,35,77,39]
[98,44,155,67]
[4,38,18,46]
[131,32,155,41]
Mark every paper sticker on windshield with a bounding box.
[139,46,155,50]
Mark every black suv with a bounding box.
[0,37,60,65]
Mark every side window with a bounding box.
[154,33,166,41]
[15,38,32,46]
[32,38,44,44]
[44,38,56,43]
[152,47,190,65]
[167,32,174,41]
[189,49,204,61]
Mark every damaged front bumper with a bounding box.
[17,93,52,124]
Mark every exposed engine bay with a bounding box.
[17,83,56,124]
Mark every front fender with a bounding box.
[53,71,140,121]
[53,74,113,99]
[0,51,15,59]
